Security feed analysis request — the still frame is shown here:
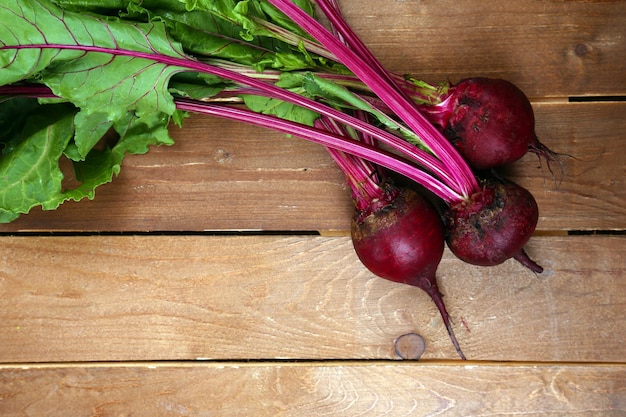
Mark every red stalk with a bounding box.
[1,42,461,200]
[267,0,478,198]
[175,98,459,201]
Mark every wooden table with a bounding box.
[1,0,625,415]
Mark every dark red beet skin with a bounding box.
[351,185,466,359]
[351,187,444,286]
[444,78,536,170]
[444,178,543,272]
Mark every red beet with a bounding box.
[414,77,562,171]
[351,184,466,359]
[442,78,536,169]
[444,177,543,273]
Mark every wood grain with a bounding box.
[0,362,624,416]
[0,235,623,363]
[1,102,623,232]
[512,101,626,231]
[338,0,626,97]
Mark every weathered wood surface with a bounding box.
[1,102,624,232]
[339,0,626,97]
[0,235,623,363]
[1,362,624,417]
[1,0,624,415]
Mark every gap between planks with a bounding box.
[0,230,621,237]
[2,360,625,370]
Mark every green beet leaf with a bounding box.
[0,104,75,223]
[0,0,190,221]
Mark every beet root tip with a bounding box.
[513,248,544,273]
[420,278,467,360]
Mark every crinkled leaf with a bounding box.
[258,0,316,38]
[0,99,179,223]
[0,103,75,222]
[176,0,265,42]
[62,109,175,204]
[131,0,322,71]
[0,97,44,154]
[0,0,192,221]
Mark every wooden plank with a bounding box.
[0,362,624,416]
[1,102,623,232]
[0,3,622,414]
[512,101,626,231]
[338,0,626,97]
[0,235,623,363]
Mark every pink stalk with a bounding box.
[2,43,459,196]
[315,116,383,210]
[1,82,461,202]
[268,0,478,198]
[3,81,457,201]
[312,0,403,93]
[175,98,460,202]
[315,0,446,106]
[0,79,461,202]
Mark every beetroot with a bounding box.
[444,177,543,273]
[413,77,560,171]
[442,78,536,169]
[351,184,466,359]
